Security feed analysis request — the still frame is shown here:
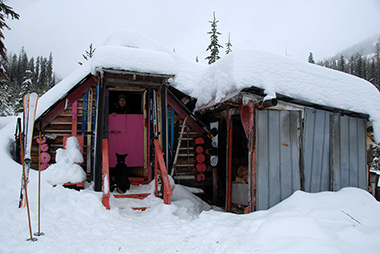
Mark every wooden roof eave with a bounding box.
[36,74,98,130]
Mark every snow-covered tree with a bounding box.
[308,52,315,64]
[0,1,19,78]
[205,12,223,65]
[225,32,232,55]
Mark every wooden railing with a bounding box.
[102,139,110,210]
[153,140,172,205]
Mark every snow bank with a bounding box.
[1,114,380,253]
[44,136,86,185]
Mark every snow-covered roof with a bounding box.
[37,30,380,141]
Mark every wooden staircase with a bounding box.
[101,139,172,210]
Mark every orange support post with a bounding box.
[153,140,172,205]
[102,139,110,210]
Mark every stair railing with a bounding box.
[153,139,172,205]
[102,139,110,210]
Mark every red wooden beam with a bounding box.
[40,76,98,129]
[167,95,205,135]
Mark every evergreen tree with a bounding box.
[338,55,345,72]
[0,47,58,115]
[354,53,363,78]
[79,43,96,65]
[46,52,53,87]
[376,36,380,89]
[225,32,232,55]
[0,1,19,78]
[205,11,223,64]
[349,55,355,74]
[308,52,315,64]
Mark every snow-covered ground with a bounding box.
[1,117,380,253]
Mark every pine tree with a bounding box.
[354,53,363,78]
[0,1,19,78]
[338,55,345,72]
[375,36,380,89]
[79,43,96,65]
[225,32,232,55]
[349,55,355,74]
[205,11,223,64]
[46,52,53,87]
[308,52,315,64]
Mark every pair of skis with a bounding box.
[18,92,43,241]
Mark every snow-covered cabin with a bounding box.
[26,30,380,212]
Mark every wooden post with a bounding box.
[226,108,233,212]
[71,100,77,136]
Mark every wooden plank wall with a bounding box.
[31,87,96,180]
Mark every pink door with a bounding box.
[108,114,144,168]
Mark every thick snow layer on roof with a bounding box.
[91,30,204,77]
[37,30,380,141]
[173,49,380,141]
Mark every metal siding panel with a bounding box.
[330,114,341,191]
[357,118,367,189]
[256,110,301,210]
[340,116,350,188]
[303,109,331,192]
[310,110,325,191]
[349,117,359,187]
[268,110,281,207]
[280,111,292,200]
[331,115,367,191]
[256,110,270,210]
[320,110,331,191]
[303,108,315,192]
[289,111,301,192]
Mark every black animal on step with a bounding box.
[110,153,130,193]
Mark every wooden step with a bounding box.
[113,193,150,199]
[129,177,149,186]
[132,207,148,211]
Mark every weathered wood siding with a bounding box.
[31,87,96,176]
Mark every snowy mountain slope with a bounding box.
[331,34,379,59]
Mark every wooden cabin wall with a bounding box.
[31,86,96,179]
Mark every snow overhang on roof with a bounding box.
[36,30,380,142]
[173,49,380,141]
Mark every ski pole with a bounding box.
[34,122,44,237]
[19,132,37,242]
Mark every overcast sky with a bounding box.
[4,0,380,79]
